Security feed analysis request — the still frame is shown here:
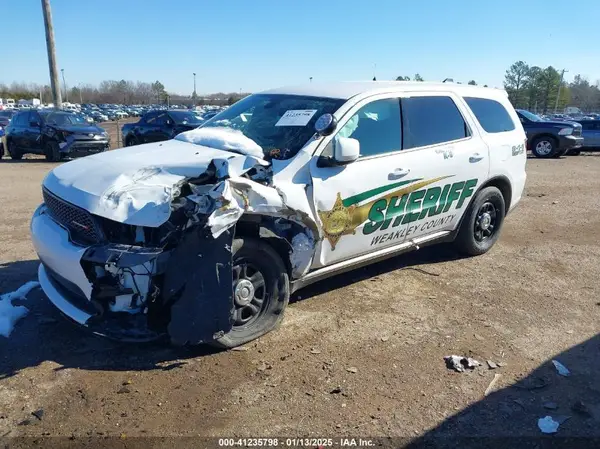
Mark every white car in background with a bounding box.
[30,81,526,348]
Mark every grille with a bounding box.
[43,188,103,245]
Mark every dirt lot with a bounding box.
[1,152,599,447]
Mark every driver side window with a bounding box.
[323,98,402,158]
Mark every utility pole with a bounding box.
[61,68,68,102]
[41,0,61,109]
[554,69,568,113]
[79,83,83,103]
[192,72,197,99]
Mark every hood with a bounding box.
[58,125,104,134]
[43,139,268,227]
[535,120,581,128]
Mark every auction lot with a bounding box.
[1,153,600,445]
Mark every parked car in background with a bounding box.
[516,109,583,157]
[4,109,109,161]
[90,111,109,122]
[577,120,600,150]
[0,124,5,156]
[121,110,204,146]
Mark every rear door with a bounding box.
[582,121,600,147]
[462,96,526,211]
[24,111,43,152]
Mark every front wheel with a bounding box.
[531,136,558,158]
[7,140,22,160]
[125,136,137,147]
[454,186,506,256]
[210,237,290,349]
[45,141,61,162]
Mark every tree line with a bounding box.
[503,61,600,113]
[0,79,243,106]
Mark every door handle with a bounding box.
[469,153,484,163]
[388,168,410,180]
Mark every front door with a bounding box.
[310,93,489,267]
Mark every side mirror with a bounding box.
[30,121,40,128]
[333,136,360,164]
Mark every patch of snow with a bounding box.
[0,281,40,337]
[175,127,263,158]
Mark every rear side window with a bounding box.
[464,97,516,133]
[14,112,27,126]
[401,96,469,149]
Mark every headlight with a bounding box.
[558,128,573,136]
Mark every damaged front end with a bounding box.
[61,154,317,345]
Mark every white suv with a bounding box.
[30,82,526,348]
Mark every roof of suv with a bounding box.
[261,81,506,101]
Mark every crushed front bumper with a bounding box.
[31,203,235,344]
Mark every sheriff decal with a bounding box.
[318,177,478,250]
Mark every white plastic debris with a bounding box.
[444,355,481,372]
[538,416,560,434]
[0,281,40,337]
[175,127,263,158]
[552,360,571,377]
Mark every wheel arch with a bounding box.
[233,214,315,281]
[478,175,512,215]
[530,132,558,148]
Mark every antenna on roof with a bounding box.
[442,78,454,83]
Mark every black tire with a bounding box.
[454,186,506,257]
[531,136,559,158]
[211,237,290,349]
[125,136,137,147]
[45,141,61,162]
[7,140,22,160]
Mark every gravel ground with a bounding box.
[0,152,599,447]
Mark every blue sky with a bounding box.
[3,0,600,95]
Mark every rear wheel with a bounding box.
[211,237,290,349]
[454,186,506,256]
[531,136,559,158]
[45,141,61,162]
[7,140,22,160]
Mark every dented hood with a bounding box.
[43,139,267,227]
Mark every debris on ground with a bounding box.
[31,409,44,420]
[330,387,343,394]
[0,281,40,337]
[346,367,358,374]
[117,386,131,394]
[572,401,592,417]
[310,348,321,354]
[487,360,498,369]
[484,373,501,396]
[552,360,570,377]
[444,355,481,372]
[538,416,560,434]
[380,336,389,342]
[543,402,558,410]
[231,346,249,352]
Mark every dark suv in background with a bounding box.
[516,109,583,158]
[121,110,203,146]
[4,110,109,162]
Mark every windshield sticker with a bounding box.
[275,110,318,127]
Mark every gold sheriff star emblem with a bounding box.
[318,193,357,250]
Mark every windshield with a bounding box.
[517,109,543,122]
[169,111,204,125]
[42,112,89,126]
[200,94,344,160]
